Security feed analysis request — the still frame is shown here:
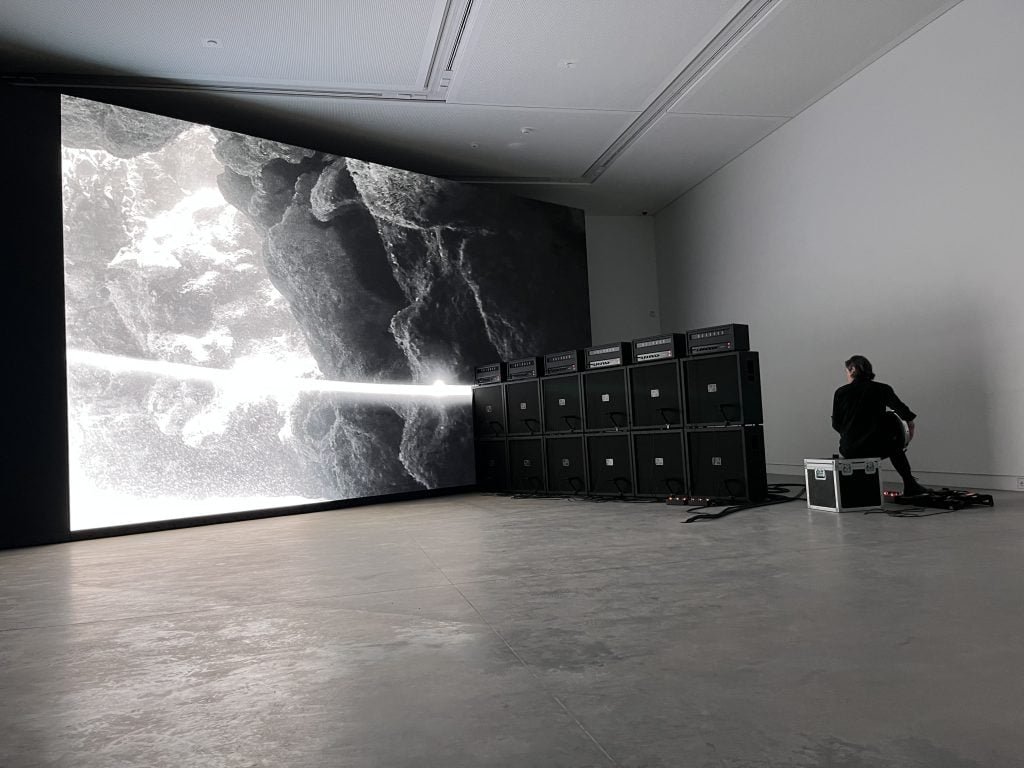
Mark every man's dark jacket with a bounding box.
[832,378,916,458]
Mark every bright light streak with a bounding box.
[67,350,472,398]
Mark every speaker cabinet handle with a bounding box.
[608,411,628,429]
[522,417,542,435]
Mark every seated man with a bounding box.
[831,355,928,496]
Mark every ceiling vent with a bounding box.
[581,0,780,181]
[424,0,476,99]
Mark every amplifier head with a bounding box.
[507,356,543,380]
[631,333,685,363]
[474,362,507,384]
[584,342,632,369]
[685,323,750,356]
[543,349,585,375]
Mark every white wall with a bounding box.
[585,215,661,344]
[654,0,1024,490]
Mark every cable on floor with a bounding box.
[681,487,806,524]
[864,506,951,518]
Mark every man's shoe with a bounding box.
[903,480,929,497]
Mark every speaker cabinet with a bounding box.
[542,374,584,433]
[508,438,545,493]
[472,384,506,438]
[633,431,687,497]
[475,439,508,492]
[586,434,634,495]
[583,368,630,431]
[629,361,683,429]
[683,351,762,426]
[686,426,767,502]
[506,380,543,436]
[544,436,587,495]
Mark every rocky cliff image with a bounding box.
[61,95,590,529]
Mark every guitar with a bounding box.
[885,411,913,450]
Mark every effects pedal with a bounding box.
[666,495,726,506]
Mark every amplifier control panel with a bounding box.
[508,356,543,380]
[585,342,632,369]
[543,349,585,376]
[632,333,686,363]
[685,324,749,356]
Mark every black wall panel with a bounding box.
[1,85,69,549]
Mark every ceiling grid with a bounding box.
[0,0,964,213]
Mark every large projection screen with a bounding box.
[61,96,590,531]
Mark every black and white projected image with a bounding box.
[61,96,590,530]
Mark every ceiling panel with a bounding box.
[497,112,786,214]
[597,112,787,210]
[2,0,967,214]
[0,0,445,90]
[671,0,962,117]
[483,182,607,213]
[211,94,635,179]
[446,0,747,111]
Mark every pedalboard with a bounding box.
[686,323,750,356]
[632,333,686,363]
[884,488,995,511]
[666,495,733,506]
[585,342,632,369]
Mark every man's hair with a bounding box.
[844,355,875,380]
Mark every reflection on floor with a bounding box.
[2,485,1023,767]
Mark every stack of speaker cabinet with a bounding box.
[473,324,767,502]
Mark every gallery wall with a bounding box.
[652,0,1023,490]
[584,215,660,344]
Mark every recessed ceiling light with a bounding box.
[203,38,222,48]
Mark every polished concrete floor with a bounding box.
[2,487,1023,767]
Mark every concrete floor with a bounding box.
[1,488,1023,768]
